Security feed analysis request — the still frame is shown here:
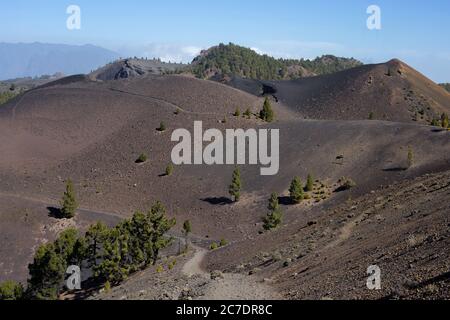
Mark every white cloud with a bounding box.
[117,43,203,63]
[116,40,344,63]
[250,40,345,60]
[250,47,266,55]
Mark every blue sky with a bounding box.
[1,0,450,82]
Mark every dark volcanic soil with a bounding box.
[0,65,449,299]
[205,170,450,299]
[225,60,450,125]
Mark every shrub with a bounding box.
[168,259,177,270]
[157,122,166,132]
[210,242,218,250]
[104,281,111,293]
[165,164,174,176]
[136,153,148,164]
[234,107,241,117]
[219,239,228,247]
[243,108,252,119]
[338,177,356,191]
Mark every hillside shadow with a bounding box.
[278,196,295,205]
[62,277,104,301]
[334,186,352,193]
[381,271,450,300]
[47,206,63,219]
[407,271,450,289]
[382,167,408,172]
[201,197,233,205]
[334,187,344,193]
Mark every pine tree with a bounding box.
[147,201,176,265]
[441,113,449,128]
[260,97,274,122]
[94,227,129,284]
[54,228,79,262]
[243,108,252,119]
[289,177,304,204]
[27,243,67,300]
[26,228,88,299]
[0,281,24,300]
[263,193,283,230]
[306,174,314,192]
[127,212,148,268]
[60,179,78,219]
[85,222,109,269]
[268,192,279,211]
[229,167,242,202]
[71,236,87,266]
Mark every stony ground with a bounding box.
[1,64,449,299]
[91,244,280,300]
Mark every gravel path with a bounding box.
[182,246,280,300]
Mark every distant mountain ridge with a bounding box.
[0,42,120,80]
[0,42,363,82]
[190,43,363,80]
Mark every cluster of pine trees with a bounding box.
[191,43,362,80]
[235,97,274,122]
[2,201,176,300]
[289,174,314,204]
[227,168,318,231]
[263,174,315,231]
